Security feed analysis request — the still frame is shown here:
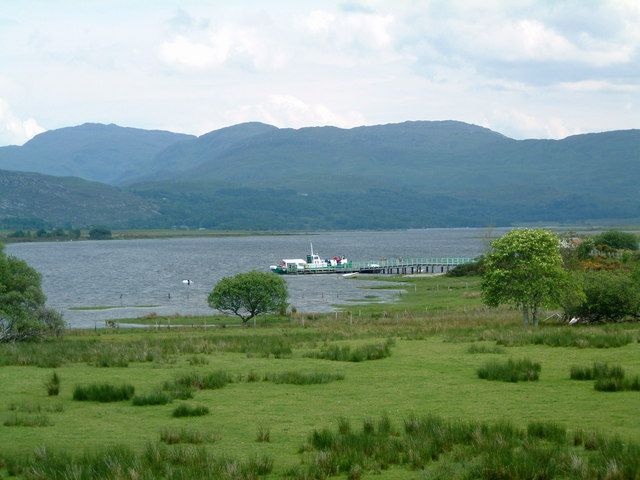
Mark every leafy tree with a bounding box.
[481,229,573,326]
[0,243,64,342]
[89,227,112,240]
[592,230,638,251]
[564,271,640,322]
[208,271,288,325]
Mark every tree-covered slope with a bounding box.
[0,169,159,228]
[0,123,194,185]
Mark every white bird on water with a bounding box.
[182,280,193,285]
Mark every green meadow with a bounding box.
[1,275,639,479]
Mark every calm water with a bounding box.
[6,228,499,327]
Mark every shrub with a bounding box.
[477,358,541,382]
[567,271,640,322]
[447,257,484,277]
[73,383,134,402]
[45,371,60,396]
[592,230,638,251]
[172,404,209,417]
[132,391,172,406]
[264,371,345,385]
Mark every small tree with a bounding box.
[481,229,573,326]
[592,230,638,251]
[0,243,65,342]
[208,271,288,326]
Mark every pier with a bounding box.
[282,257,474,275]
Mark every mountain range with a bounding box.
[0,121,638,230]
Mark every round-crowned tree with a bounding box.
[0,243,65,341]
[481,229,574,326]
[208,271,288,326]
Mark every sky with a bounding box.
[0,0,638,145]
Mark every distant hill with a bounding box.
[0,120,638,229]
[0,169,159,228]
[0,123,194,185]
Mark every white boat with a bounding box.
[270,243,349,274]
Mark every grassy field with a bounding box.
[1,276,640,478]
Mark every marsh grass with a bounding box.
[292,414,640,479]
[73,383,135,402]
[466,343,505,354]
[166,370,233,391]
[45,372,60,396]
[477,358,541,382]
[263,371,345,385]
[594,376,640,392]
[492,329,634,349]
[3,414,51,427]
[132,391,173,406]
[19,443,273,479]
[160,428,218,444]
[305,339,395,362]
[188,355,209,366]
[172,404,209,417]
[570,362,625,381]
[256,426,271,443]
[7,403,63,413]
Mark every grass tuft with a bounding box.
[256,426,271,443]
[570,362,625,381]
[172,404,209,417]
[467,343,505,354]
[477,358,541,382]
[45,371,60,396]
[3,414,52,427]
[264,371,345,385]
[306,339,395,362]
[72,383,135,402]
[132,391,173,406]
[159,427,217,444]
[527,421,566,443]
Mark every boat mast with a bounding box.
[310,241,314,256]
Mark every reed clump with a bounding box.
[263,371,345,385]
[570,362,625,381]
[166,370,233,391]
[172,404,209,417]
[477,358,541,382]
[45,372,60,396]
[132,391,173,406]
[256,426,271,443]
[466,343,505,354]
[72,383,135,402]
[3,414,52,427]
[305,339,394,362]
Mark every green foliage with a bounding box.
[305,339,394,362]
[72,383,135,402]
[208,271,288,323]
[159,428,217,444]
[592,230,639,251]
[263,371,345,385]
[482,229,575,326]
[570,362,625,381]
[564,271,640,322]
[172,404,209,417]
[45,371,60,396]
[131,391,172,406]
[88,226,112,240]
[0,243,65,342]
[447,256,485,277]
[477,358,541,382]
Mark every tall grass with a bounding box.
[256,426,271,443]
[166,370,233,391]
[291,414,640,479]
[132,391,173,406]
[467,343,505,354]
[477,358,541,382]
[72,383,135,402]
[3,414,52,427]
[159,428,218,444]
[594,376,640,392]
[263,371,345,385]
[492,329,634,349]
[305,339,395,362]
[7,403,63,413]
[45,372,60,396]
[570,362,625,380]
[172,404,209,417]
[19,443,273,479]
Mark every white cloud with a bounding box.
[0,99,45,145]
[483,109,578,139]
[226,94,366,129]
[558,80,640,93]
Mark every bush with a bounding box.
[477,358,541,382]
[565,271,640,322]
[592,230,638,251]
[73,383,135,402]
[447,257,484,277]
[88,227,112,240]
[172,404,209,417]
[45,371,60,396]
[264,371,345,385]
[132,391,172,406]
